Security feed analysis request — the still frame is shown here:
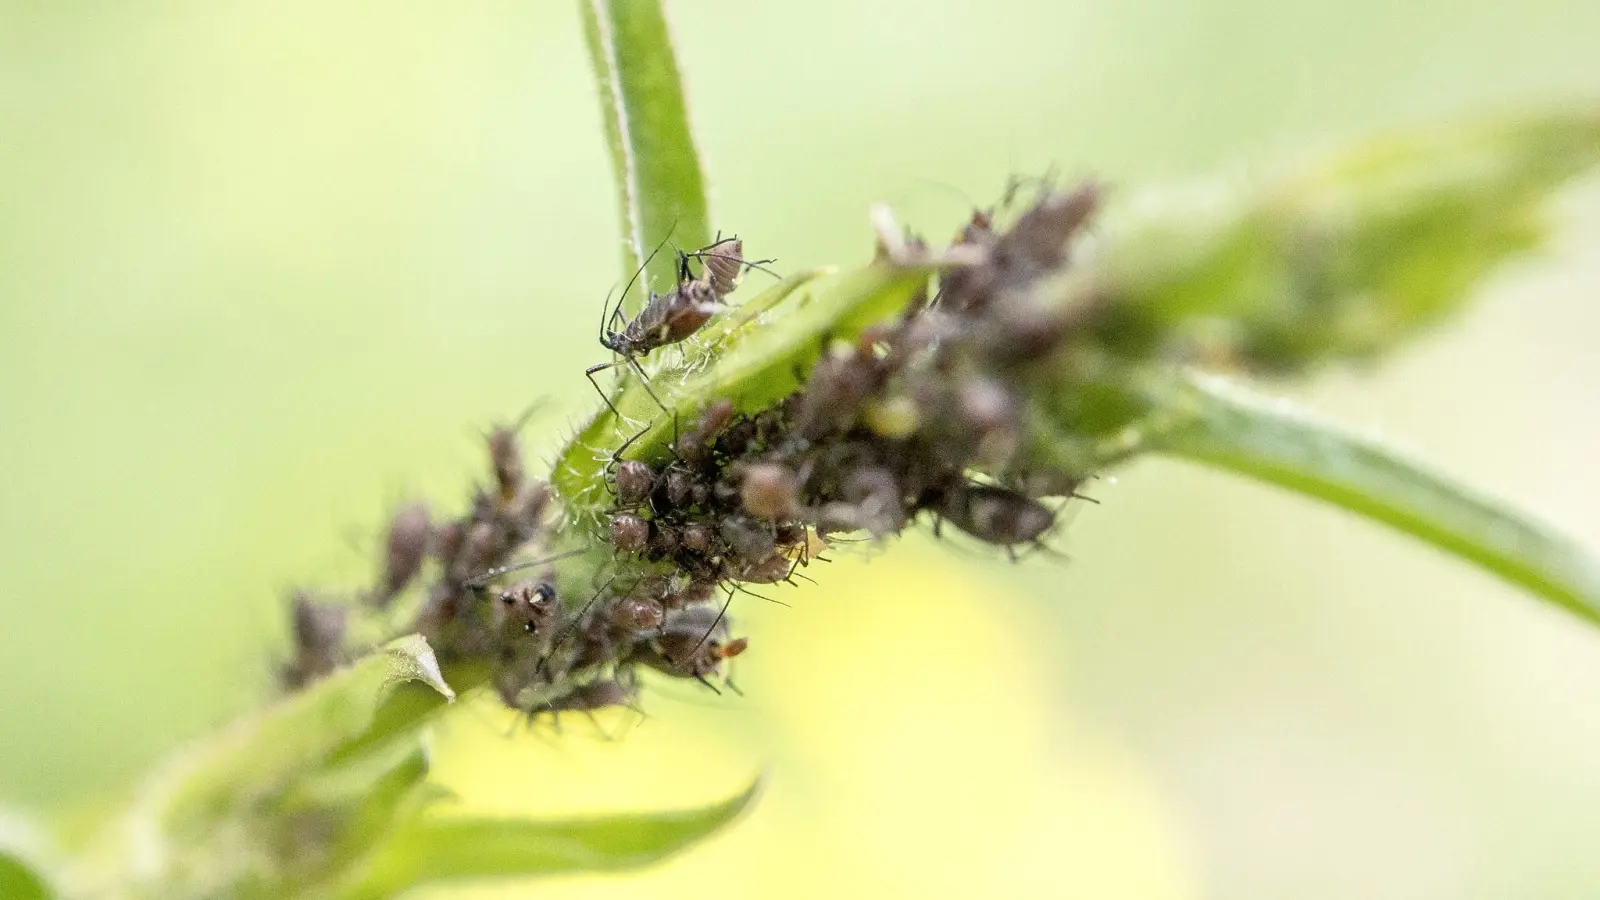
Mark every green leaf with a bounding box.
[580,0,711,311]
[0,857,52,900]
[1087,106,1600,369]
[326,777,762,900]
[1144,373,1600,623]
[154,636,454,830]
[0,813,59,900]
[271,742,446,896]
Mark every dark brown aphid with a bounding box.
[794,345,881,438]
[457,520,504,581]
[640,603,747,683]
[610,595,666,633]
[503,481,550,541]
[663,578,716,609]
[935,483,1055,549]
[499,580,557,635]
[675,400,736,466]
[614,460,656,507]
[649,521,681,556]
[283,592,348,689]
[679,522,714,553]
[740,463,800,521]
[487,426,524,501]
[719,515,777,562]
[534,677,638,718]
[374,502,431,605]
[737,552,795,585]
[609,514,650,555]
[585,239,750,414]
[657,467,695,511]
[1001,182,1100,270]
[431,519,465,570]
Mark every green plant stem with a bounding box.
[580,0,710,310]
[1143,373,1600,623]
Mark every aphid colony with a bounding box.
[286,184,1105,721]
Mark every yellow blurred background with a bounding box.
[3,1,1599,897]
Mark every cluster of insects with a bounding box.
[286,182,1107,725]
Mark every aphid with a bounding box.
[794,344,882,438]
[609,594,666,633]
[675,400,736,467]
[431,519,466,570]
[933,482,1055,550]
[736,551,795,585]
[1000,182,1100,270]
[487,426,524,502]
[683,237,749,297]
[680,522,714,553]
[456,520,505,581]
[503,481,550,542]
[498,579,557,635]
[485,400,547,501]
[719,515,777,562]
[609,514,650,555]
[283,592,348,689]
[533,677,638,719]
[739,462,800,521]
[585,239,751,414]
[663,577,716,609]
[656,467,695,512]
[614,460,656,507]
[648,521,680,556]
[374,502,431,606]
[640,603,748,684]
[831,465,907,538]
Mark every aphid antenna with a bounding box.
[464,547,586,591]
[680,583,739,668]
[602,227,677,344]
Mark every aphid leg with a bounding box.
[537,577,613,678]
[622,353,673,418]
[584,358,624,417]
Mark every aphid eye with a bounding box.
[719,637,749,659]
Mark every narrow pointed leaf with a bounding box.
[328,777,762,900]
[580,0,710,310]
[152,636,454,830]
[1147,374,1600,623]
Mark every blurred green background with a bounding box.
[4,1,1600,897]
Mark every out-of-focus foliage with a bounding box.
[3,0,1600,898]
